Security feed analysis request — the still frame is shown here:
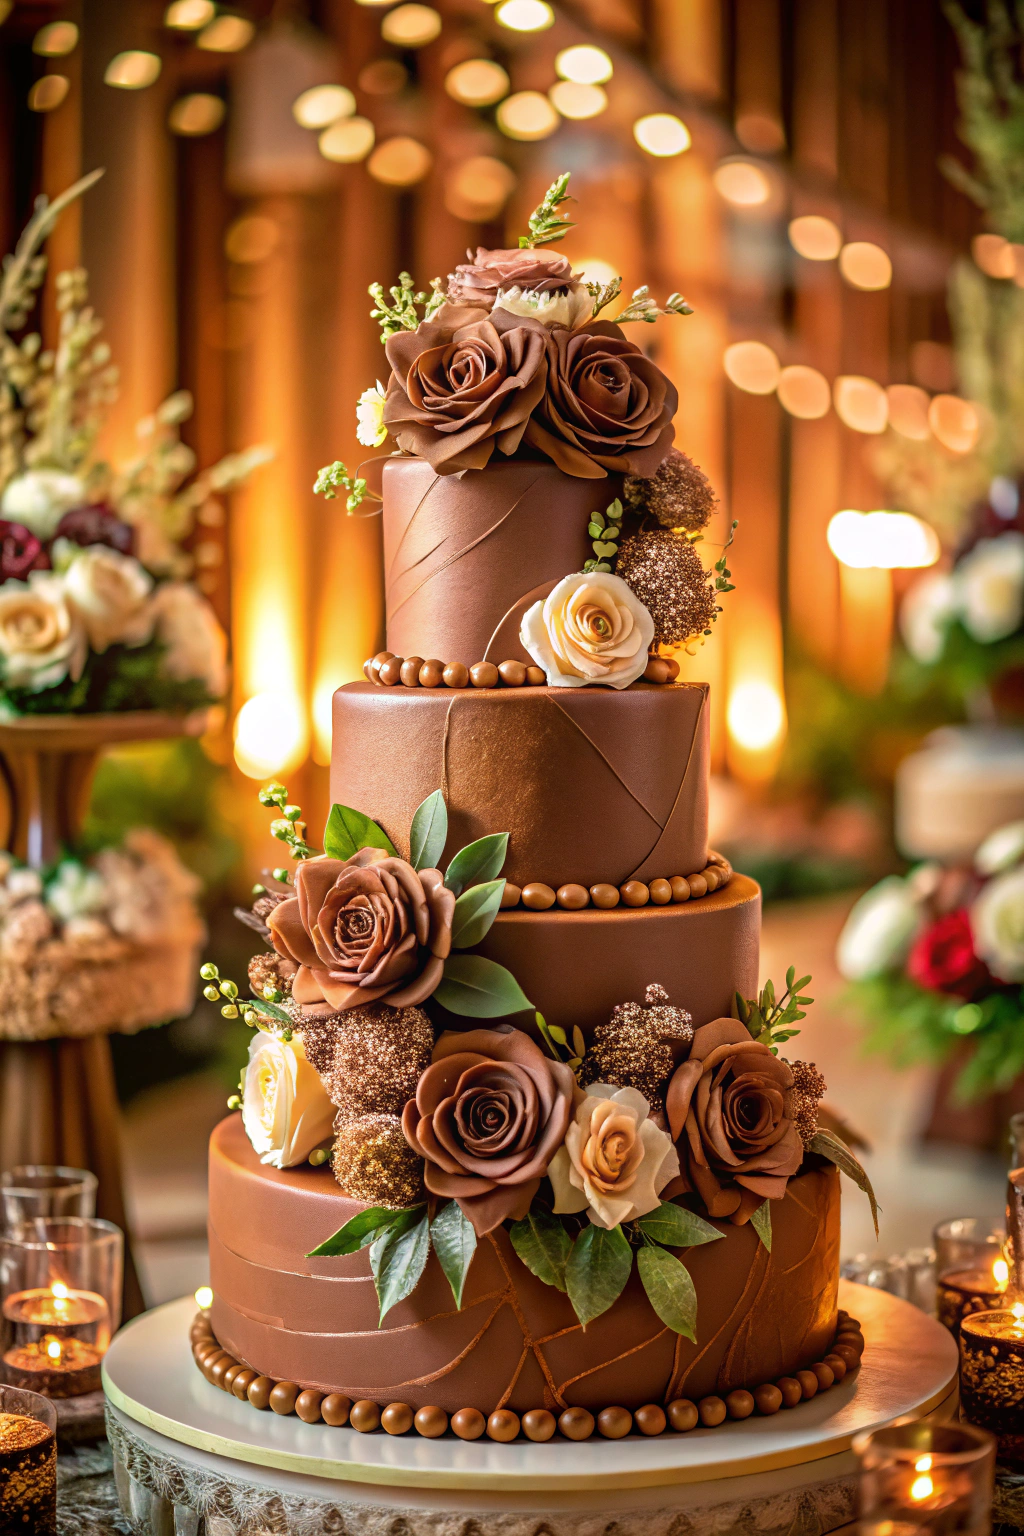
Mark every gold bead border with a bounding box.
[503,853,733,912]
[190,1310,863,1442]
[364,651,681,689]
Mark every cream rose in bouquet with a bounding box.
[241,1030,335,1170]
[520,571,655,690]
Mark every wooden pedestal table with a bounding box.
[101,1283,958,1536]
[0,712,208,1319]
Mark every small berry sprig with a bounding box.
[313,460,368,513]
[368,271,444,343]
[258,781,317,873]
[520,172,575,249]
[583,497,624,573]
[614,286,693,323]
[199,960,293,1035]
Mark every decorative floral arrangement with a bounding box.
[837,819,1024,1099]
[0,174,269,716]
[203,785,875,1342]
[314,173,736,687]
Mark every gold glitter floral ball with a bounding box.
[624,448,717,532]
[616,530,717,648]
[581,983,693,1110]
[300,1003,433,1118]
[333,1112,424,1207]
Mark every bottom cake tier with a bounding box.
[207,1115,842,1416]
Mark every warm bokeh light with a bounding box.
[33,21,78,55]
[928,393,982,454]
[555,44,613,83]
[838,241,892,291]
[444,156,516,221]
[833,374,888,433]
[368,136,432,187]
[319,116,375,163]
[736,112,785,154]
[788,214,842,261]
[633,113,691,157]
[995,1257,1010,1287]
[445,58,509,107]
[549,80,607,120]
[973,232,1016,279]
[169,93,226,136]
[28,76,70,112]
[292,84,355,129]
[495,0,554,31]
[574,257,618,288]
[164,0,215,28]
[104,51,162,88]
[712,160,771,208]
[497,90,559,141]
[723,340,780,395]
[727,680,786,753]
[381,4,442,47]
[225,215,279,264]
[776,364,831,419]
[197,15,255,51]
[827,510,939,569]
[194,1286,214,1311]
[234,692,308,778]
[359,59,408,94]
[887,383,931,441]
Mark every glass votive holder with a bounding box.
[934,1218,1009,1335]
[0,1383,56,1536]
[0,1167,97,1232]
[960,1302,1024,1462]
[0,1218,122,1398]
[854,1420,995,1536]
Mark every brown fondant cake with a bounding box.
[200,183,873,1442]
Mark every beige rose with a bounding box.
[548,1084,679,1229]
[241,1030,335,1169]
[63,546,154,652]
[151,581,228,697]
[0,573,86,690]
[520,570,654,689]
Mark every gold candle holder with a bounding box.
[0,1385,56,1536]
[960,1302,1024,1462]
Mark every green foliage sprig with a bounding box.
[368,272,444,343]
[313,459,369,513]
[582,497,623,573]
[711,520,738,600]
[614,286,693,324]
[520,172,575,249]
[586,275,622,319]
[198,960,293,1034]
[941,0,1024,243]
[734,966,813,1053]
[307,1200,477,1324]
[258,780,317,863]
[535,1013,585,1074]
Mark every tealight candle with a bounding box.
[854,1421,995,1536]
[960,1302,1024,1462]
[936,1254,1010,1335]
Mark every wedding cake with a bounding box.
[192,177,871,1443]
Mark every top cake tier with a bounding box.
[381,457,622,664]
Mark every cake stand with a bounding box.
[101,1282,957,1536]
[0,710,208,1319]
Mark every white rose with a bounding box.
[521,571,655,690]
[836,875,924,981]
[955,532,1024,644]
[241,1030,335,1169]
[548,1084,680,1230]
[45,860,107,923]
[63,546,154,653]
[493,285,593,329]
[976,821,1024,877]
[899,572,957,664]
[355,382,388,448]
[0,573,86,691]
[0,471,84,539]
[972,867,1024,982]
[151,582,228,697]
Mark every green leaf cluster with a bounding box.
[313,459,369,513]
[583,498,623,574]
[535,1012,585,1074]
[368,272,445,343]
[734,965,813,1052]
[257,780,317,862]
[308,1200,477,1324]
[519,173,575,249]
[0,637,217,718]
[941,0,1024,245]
[809,1127,880,1238]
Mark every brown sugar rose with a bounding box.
[402,1026,575,1235]
[267,849,455,1012]
[664,1018,803,1224]
[447,246,588,324]
[383,303,549,474]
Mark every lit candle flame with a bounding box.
[1013,1302,1024,1322]
[46,1338,62,1362]
[994,1258,1009,1288]
[195,1286,213,1311]
[915,1455,932,1472]
[910,1473,934,1501]
[51,1282,69,1300]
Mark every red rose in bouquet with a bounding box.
[906,908,987,996]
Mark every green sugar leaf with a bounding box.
[509,1210,571,1292]
[409,789,448,871]
[635,1202,723,1249]
[430,1200,477,1309]
[565,1223,632,1328]
[637,1245,697,1340]
[307,1204,423,1258]
[444,832,508,896]
[450,879,506,949]
[809,1128,880,1237]
[323,803,396,861]
[749,1199,772,1252]
[370,1206,431,1325]
[434,954,532,1017]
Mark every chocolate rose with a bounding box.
[664,1018,803,1224]
[384,303,549,474]
[402,1026,575,1235]
[267,848,455,1012]
[0,520,49,581]
[447,247,582,310]
[523,320,677,479]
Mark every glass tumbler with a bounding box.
[0,1383,56,1536]
[854,1421,995,1536]
[0,1167,97,1231]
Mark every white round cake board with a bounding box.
[103,1282,957,1496]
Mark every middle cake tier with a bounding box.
[331,679,709,890]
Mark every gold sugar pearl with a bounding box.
[443,662,469,688]
[378,656,403,686]
[590,883,620,909]
[649,878,672,905]
[556,883,589,909]
[419,659,445,687]
[400,657,424,686]
[522,882,556,910]
[620,880,650,907]
[498,660,527,686]
[470,661,499,688]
